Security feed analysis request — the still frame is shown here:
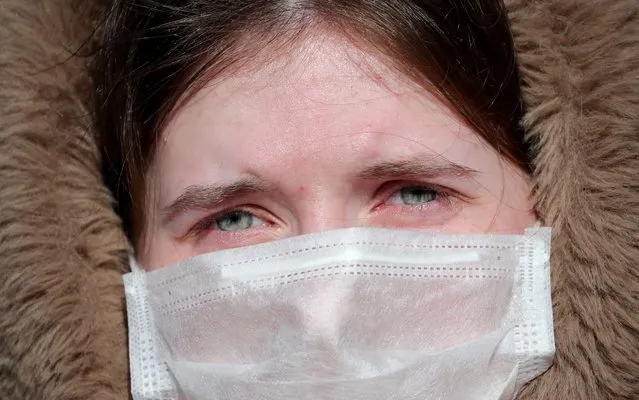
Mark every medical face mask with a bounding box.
[123,226,554,400]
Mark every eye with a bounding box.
[199,210,266,233]
[388,186,438,205]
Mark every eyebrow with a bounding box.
[161,157,477,225]
[356,157,477,181]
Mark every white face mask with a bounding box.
[124,226,554,400]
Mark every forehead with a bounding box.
[152,35,486,198]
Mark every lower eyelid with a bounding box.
[193,229,274,252]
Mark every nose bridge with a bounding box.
[267,126,366,235]
[298,200,351,235]
[293,184,354,235]
[301,214,350,235]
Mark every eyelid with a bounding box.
[404,181,475,202]
[185,206,275,240]
[373,180,478,214]
[182,180,472,240]
[376,180,454,200]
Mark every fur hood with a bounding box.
[0,0,637,398]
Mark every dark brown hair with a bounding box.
[92,0,529,244]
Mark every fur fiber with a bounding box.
[0,0,637,399]
[0,1,130,399]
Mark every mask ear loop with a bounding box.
[514,226,554,387]
[124,254,181,399]
[129,254,144,273]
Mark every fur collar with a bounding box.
[0,0,637,398]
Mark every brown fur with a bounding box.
[507,0,639,398]
[0,1,130,399]
[0,0,637,399]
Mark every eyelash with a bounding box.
[375,182,453,210]
[188,182,456,237]
[189,206,262,237]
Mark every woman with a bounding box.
[95,0,536,266]
[0,0,637,399]
[94,0,554,399]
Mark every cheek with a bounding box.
[489,192,537,234]
[490,165,537,233]
[138,230,194,271]
[446,202,536,235]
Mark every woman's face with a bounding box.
[140,36,536,270]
